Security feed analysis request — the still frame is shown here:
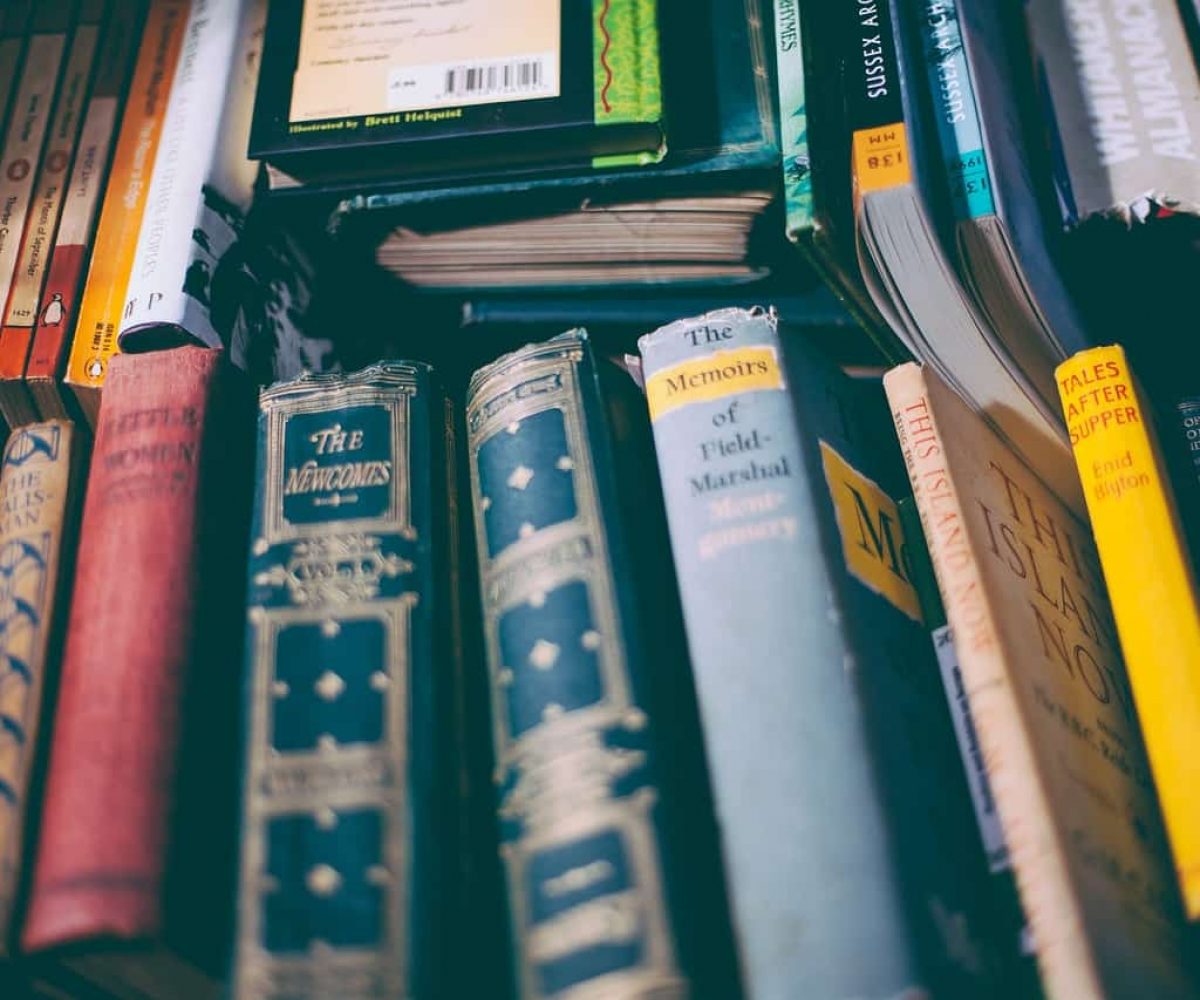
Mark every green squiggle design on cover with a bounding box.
[593,0,663,126]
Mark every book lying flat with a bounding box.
[250,0,665,188]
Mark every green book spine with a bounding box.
[774,0,814,240]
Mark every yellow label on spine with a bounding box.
[853,123,911,193]
[645,346,782,420]
[820,441,921,622]
[1057,344,1200,919]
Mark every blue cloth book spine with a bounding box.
[464,330,715,999]
[637,308,1008,999]
[232,362,454,999]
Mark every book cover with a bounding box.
[464,330,736,998]
[327,0,776,226]
[251,0,664,186]
[1027,0,1200,225]
[638,308,1011,998]
[0,420,82,951]
[118,0,264,348]
[0,0,104,428]
[887,361,1195,997]
[61,0,189,426]
[0,1,75,368]
[1057,344,1200,920]
[0,2,32,137]
[22,348,247,983]
[24,0,140,422]
[233,362,459,1000]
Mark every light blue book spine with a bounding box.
[773,0,813,240]
[915,0,996,219]
[637,309,921,999]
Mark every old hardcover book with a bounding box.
[60,0,189,426]
[233,363,459,999]
[0,421,82,951]
[118,0,264,348]
[465,331,736,998]
[22,346,252,999]
[1057,344,1200,920]
[0,0,105,428]
[24,0,140,422]
[843,0,1082,506]
[887,361,1196,997]
[0,1,75,373]
[0,2,33,136]
[638,309,1011,998]
[251,0,664,190]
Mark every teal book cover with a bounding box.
[638,308,1011,998]
[232,363,459,999]
[464,330,737,998]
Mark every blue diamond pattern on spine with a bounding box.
[264,809,385,952]
[4,425,60,467]
[498,580,604,738]
[477,408,577,558]
[528,828,645,996]
[272,619,387,752]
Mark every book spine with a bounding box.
[774,0,814,240]
[0,1,33,138]
[0,13,71,334]
[637,310,925,997]
[233,363,449,1000]
[1057,345,1200,919]
[913,0,994,219]
[62,0,189,423]
[885,362,1102,997]
[26,0,140,396]
[119,0,260,346]
[0,2,102,409]
[0,419,79,947]
[22,346,225,950]
[592,0,662,127]
[465,331,688,999]
[843,0,911,195]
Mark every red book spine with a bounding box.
[22,346,225,950]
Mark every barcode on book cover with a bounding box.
[387,51,559,113]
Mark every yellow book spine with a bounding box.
[1057,344,1200,919]
[62,0,190,419]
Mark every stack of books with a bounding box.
[0,0,1198,998]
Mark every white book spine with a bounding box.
[119,0,262,343]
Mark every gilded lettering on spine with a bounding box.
[236,365,421,1000]
[466,332,684,999]
[0,421,73,941]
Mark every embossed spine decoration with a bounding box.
[0,420,80,949]
[466,331,686,999]
[233,362,451,1000]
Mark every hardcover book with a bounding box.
[0,420,82,951]
[233,362,459,1000]
[464,331,736,998]
[1057,344,1200,920]
[60,0,189,425]
[887,361,1196,997]
[0,0,105,427]
[250,0,665,189]
[117,0,265,350]
[327,0,778,263]
[0,1,74,373]
[637,308,1011,998]
[22,346,252,999]
[24,0,140,422]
